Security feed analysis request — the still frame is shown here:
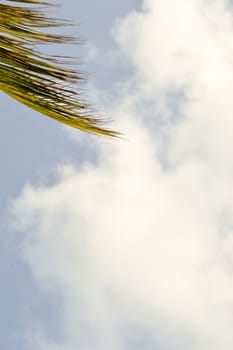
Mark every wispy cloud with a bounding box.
[10,0,233,349]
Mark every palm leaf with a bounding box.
[0,0,118,136]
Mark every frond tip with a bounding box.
[0,0,119,137]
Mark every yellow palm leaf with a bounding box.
[0,0,118,136]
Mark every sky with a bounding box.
[2,0,233,349]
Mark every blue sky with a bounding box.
[3,0,233,349]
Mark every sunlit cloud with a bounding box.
[10,0,233,349]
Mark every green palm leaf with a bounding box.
[0,0,118,136]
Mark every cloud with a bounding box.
[10,0,233,349]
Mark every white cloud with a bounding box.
[10,0,233,349]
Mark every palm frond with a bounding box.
[0,0,118,136]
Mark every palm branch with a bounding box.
[0,0,118,136]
